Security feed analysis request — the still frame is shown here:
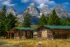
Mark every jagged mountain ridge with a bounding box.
[18,3,40,24]
[55,6,70,19]
[7,7,16,16]
[7,3,70,24]
[25,3,40,24]
[40,6,51,16]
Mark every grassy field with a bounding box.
[0,39,70,47]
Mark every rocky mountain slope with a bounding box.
[40,6,51,16]
[55,5,70,19]
[7,7,16,16]
[7,3,70,24]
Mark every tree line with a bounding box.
[23,8,70,27]
[38,9,70,26]
[0,5,70,36]
[0,5,16,36]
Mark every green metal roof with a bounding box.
[15,27,35,31]
[44,25,70,29]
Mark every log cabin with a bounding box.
[6,25,70,39]
[34,25,70,39]
[6,27,35,39]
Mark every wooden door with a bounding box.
[25,31,33,39]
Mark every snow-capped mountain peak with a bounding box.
[7,7,16,16]
[55,5,69,19]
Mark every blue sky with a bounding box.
[0,0,70,12]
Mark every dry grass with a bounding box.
[1,39,70,47]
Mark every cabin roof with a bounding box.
[15,27,35,31]
[44,25,70,29]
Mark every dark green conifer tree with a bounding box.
[38,14,47,26]
[23,10,31,27]
[65,17,70,25]
[0,5,6,36]
[48,9,60,25]
[5,13,16,31]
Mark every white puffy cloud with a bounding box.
[38,3,48,8]
[21,0,29,2]
[2,0,15,6]
[40,3,46,8]
[34,0,57,8]
[34,0,56,5]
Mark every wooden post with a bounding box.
[8,32,9,38]
[10,31,11,39]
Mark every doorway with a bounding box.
[25,31,33,39]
